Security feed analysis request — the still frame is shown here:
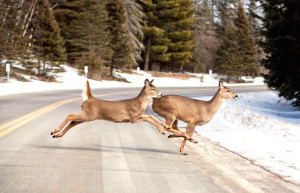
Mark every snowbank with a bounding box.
[176,91,300,185]
[0,65,264,96]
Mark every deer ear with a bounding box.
[150,79,154,84]
[219,81,224,88]
[144,79,150,86]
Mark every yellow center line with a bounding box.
[0,91,141,138]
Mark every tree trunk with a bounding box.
[22,0,37,37]
[180,63,184,72]
[144,38,151,71]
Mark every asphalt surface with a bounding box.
[1,85,300,193]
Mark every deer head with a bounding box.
[218,81,238,100]
[144,79,162,99]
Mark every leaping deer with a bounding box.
[152,81,238,155]
[51,79,172,138]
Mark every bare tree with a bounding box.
[123,0,144,67]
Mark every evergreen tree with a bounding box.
[0,0,31,77]
[214,27,242,80]
[160,0,195,71]
[141,0,170,71]
[106,0,132,75]
[141,0,195,71]
[248,0,265,73]
[193,0,219,72]
[260,0,300,107]
[214,1,257,81]
[30,0,66,77]
[51,0,112,78]
[235,3,257,76]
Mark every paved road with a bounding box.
[1,85,300,193]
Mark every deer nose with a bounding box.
[235,95,238,98]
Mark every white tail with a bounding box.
[51,79,169,138]
[81,80,92,101]
[152,81,238,155]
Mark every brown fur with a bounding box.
[51,79,168,138]
[152,81,238,155]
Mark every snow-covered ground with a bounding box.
[0,65,264,96]
[174,92,300,185]
[1,65,299,185]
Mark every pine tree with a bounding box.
[235,3,257,76]
[106,0,132,75]
[30,0,66,77]
[141,0,170,71]
[260,0,300,107]
[193,0,219,72]
[214,27,243,80]
[214,1,257,81]
[51,0,112,78]
[159,0,195,71]
[141,0,195,71]
[0,0,31,77]
[248,0,265,73]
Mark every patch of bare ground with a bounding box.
[150,71,197,80]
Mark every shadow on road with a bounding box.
[32,144,177,155]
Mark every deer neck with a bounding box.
[135,87,150,109]
[207,89,224,115]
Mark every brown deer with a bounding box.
[51,79,174,138]
[152,81,238,155]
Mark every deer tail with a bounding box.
[82,80,93,101]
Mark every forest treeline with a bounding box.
[0,0,299,106]
[0,0,261,79]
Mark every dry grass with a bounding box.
[37,75,58,82]
[149,71,197,80]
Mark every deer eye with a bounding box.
[152,88,156,91]
[227,90,230,92]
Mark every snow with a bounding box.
[175,92,300,185]
[1,65,299,185]
[0,65,264,96]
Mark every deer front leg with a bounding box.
[179,123,196,155]
[165,118,191,140]
[168,135,198,144]
[167,120,198,143]
[131,114,165,134]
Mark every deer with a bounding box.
[151,81,238,155]
[51,79,181,138]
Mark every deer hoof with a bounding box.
[52,135,56,138]
[50,132,53,135]
[180,150,188,155]
[168,135,172,138]
[161,132,165,135]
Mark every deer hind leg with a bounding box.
[168,120,198,143]
[51,112,88,138]
[168,119,180,138]
[52,121,83,138]
[179,123,196,155]
[165,118,191,140]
